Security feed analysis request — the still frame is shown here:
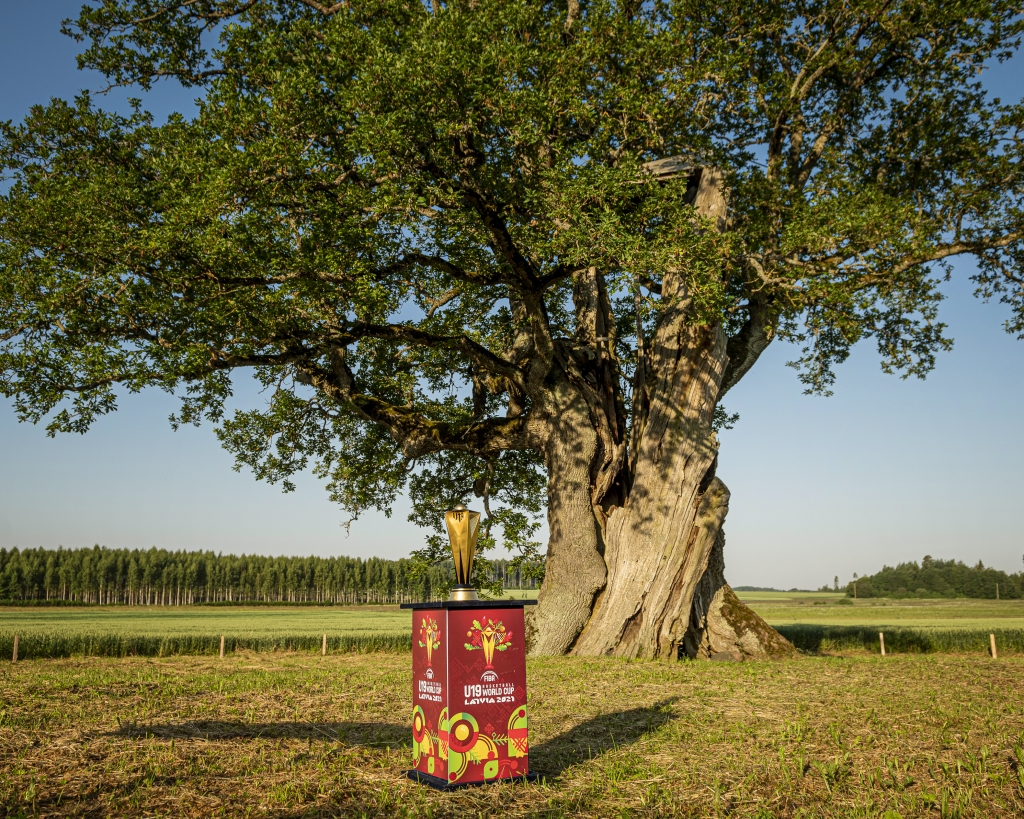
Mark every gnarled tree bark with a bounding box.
[527,167,793,661]
[526,381,609,656]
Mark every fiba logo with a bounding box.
[480,668,499,683]
[425,667,434,680]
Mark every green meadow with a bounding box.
[740,593,1024,629]
[3,597,1024,816]
[0,604,409,638]
[4,594,1022,637]
[3,595,1024,659]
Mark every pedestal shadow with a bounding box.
[529,698,677,778]
[113,697,676,779]
[112,720,409,747]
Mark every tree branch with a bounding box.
[377,252,504,288]
[312,348,544,458]
[887,232,1024,278]
[295,0,347,14]
[340,322,526,388]
[720,295,774,398]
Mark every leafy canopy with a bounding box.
[2,1,1022,571]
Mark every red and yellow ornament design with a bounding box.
[418,617,441,666]
[463,616,511,670]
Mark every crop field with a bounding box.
[1,652,1022,818]
[740,594,1024,629]
[0,606,412,660]
[3,596,1024,660]
[0,605,410,638]
[736,592,850,601]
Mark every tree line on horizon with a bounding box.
[0,545,541,605]
[845,556,1024,600]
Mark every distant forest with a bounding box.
[847,556,1024,599]
[0,546,540,605]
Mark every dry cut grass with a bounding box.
[1,652,1023,818]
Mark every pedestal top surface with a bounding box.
[399,599,537,610]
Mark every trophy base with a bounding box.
[449,586,479,601]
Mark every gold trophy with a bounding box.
[445,503,480,601]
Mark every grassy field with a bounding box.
[4,596,1022,635]
[1,652,1022,818]
[0,605,409,638]
[736,591,849,601]
[4,597,1024,659]
[0,606,413,659]
[739,594,1024,630]
[742,594,1024,655]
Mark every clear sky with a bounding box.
[2,2,1022,589]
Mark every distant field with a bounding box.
[742,595,1024,629]
[0,605,410,638]
[500,589,540,600]
[734,591,846,601]
[4,596,1024,659]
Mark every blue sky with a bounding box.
[1,2,1022,589]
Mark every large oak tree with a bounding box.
[2,1,1022,658]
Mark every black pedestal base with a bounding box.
[405,769,539,791]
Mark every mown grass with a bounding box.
[1,652,1022,818]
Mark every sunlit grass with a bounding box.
[1,653,1022,817]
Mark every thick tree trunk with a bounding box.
[525,384,609,656]
[572,310,732,658]
[526,166,791,661]
[529,318,793,661]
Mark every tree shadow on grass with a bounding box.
[529,698,677,779]
[111,719,410,748]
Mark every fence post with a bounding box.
[322,634,327,656]
[879,632,886,657]
[219,635,225,659]
[990,633,998,659]
[12,635,18,663]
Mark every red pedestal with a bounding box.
[401,599,536,789]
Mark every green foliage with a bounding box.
[0,544,540,605]
[1,0,1022,556]
[849,556,1024,599]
